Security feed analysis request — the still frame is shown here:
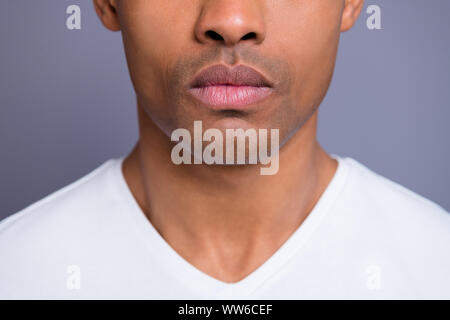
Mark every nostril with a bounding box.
[205,30,224,41]
[241,32,256,41]
[202,30,260,44]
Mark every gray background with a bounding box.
[1,0,449,220]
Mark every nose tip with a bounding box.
[194,1,266,47]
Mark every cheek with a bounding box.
[270,4,341,110]
[119,3,192,105]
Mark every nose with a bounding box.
[195,0,266,47]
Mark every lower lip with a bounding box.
[189,85,272,109]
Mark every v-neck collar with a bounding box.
[111,154,350,299]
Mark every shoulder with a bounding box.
[341,157,449,224]
[0,159,119,238]
[0,158,133,298]
[335,157,450,297]
[0,159,121,275]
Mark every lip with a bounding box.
[188,64,274,109]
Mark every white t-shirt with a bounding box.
[0,156,449,299]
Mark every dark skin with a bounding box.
[94,0,364,283]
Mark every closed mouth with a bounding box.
[188,64,274,109]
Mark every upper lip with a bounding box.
[190,64,273,88]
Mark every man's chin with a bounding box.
[207,116,256,132]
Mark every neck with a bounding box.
[122,106,337,282]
